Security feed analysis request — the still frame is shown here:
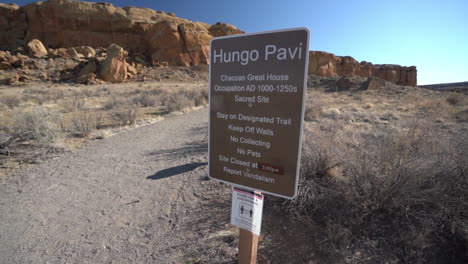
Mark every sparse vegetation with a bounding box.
[446,92,463,105]
[0,74,466,263]
[9,107,62,143]
[271,84,468,263]
[0,94,21,109]
[69,111,103,137]
[111,107,138,126]
[0,81,209,174]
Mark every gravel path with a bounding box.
[0,108,235,264]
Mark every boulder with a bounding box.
[75,46,96,58]
[0,71,19,85]
[134,56,146,64]
[18,74,30,82]
[0,51,7,61]
[127,64,138,75]
[0,62,11,70]
[77,72,96,84]
[99,44,127,83]
[336,77,353,90]
[7,55,24,68]
[27,39,48,58]
[66,47,80,59]
[78,61,97,77]
[362,77,386,90]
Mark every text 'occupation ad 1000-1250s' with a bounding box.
[209,28,309,199]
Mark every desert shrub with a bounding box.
[9,107,62,143]
[177,87,209,107]
[304,97,323,121]
[69,111,103,137]
[80,87,96,98]
[61,95,85,112]
[49,88,65,102]
[147,87,166,96]
[131,93,158,107]
[272,123,468,263]
[0,94,21,109]
[446,92,462,105]
[23,88,49,95]
[111,107,137,126]
[166,92,195,112]
[102,96,132,110]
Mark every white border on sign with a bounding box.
[208,27,310,200]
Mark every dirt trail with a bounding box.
[0,108,235,263]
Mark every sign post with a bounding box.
[208,28,310,263]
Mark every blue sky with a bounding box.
[11,0,468,84]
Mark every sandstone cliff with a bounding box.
[0,0,243,67]
[309,51,417,86]
[0,0,417,86]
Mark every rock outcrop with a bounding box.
[309,51,417,86]
[0,0,419,86]
[362,77,386,90]
[0,0,243,67]
[0,4,27,49]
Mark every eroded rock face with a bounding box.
[100,44,127,83]
[209,22,244,37]
[145,21,215,67]
[0,4,27,49]
[0,0,243,67]
[309,51,417,86]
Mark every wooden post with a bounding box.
[238,190,261,264]
[238,228,259,264]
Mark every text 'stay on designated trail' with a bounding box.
[208,28,310,199]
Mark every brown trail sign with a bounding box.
[208,28,310,199]
[208,27,309,264]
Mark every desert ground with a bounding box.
[1,71,467,263]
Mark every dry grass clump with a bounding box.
[166,93,194,112]
[111,107,138,126]
[61,95,86,112]
[272,123,468,263]
[102,96,132,110]
[164,86,208,112]
[69,111,103,137]
[304,99,323,122]
[131,93,159,107]
[446,92,463,105]
[0,94,21,109]
[4,107,62,143]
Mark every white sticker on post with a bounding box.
[231,187,264,235]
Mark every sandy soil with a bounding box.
[0,108,239,264]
